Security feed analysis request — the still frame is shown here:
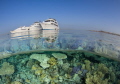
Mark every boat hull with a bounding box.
[41,23,59,30]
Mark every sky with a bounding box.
[0,0,120,34]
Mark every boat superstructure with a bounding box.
[10,22,42,33]
[10,26,29,33]
[41,18,59,30]
[10,18,59,33]
[29,22,42,31]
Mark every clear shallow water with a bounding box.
[0,29,120,61]
[0,29,120,84]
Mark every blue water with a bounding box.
[0,29,120,61]
[0,29,120,84]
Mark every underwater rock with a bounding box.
[30,54,50,69]
[0,62,14,75]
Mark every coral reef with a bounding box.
[85,63,111,84]
[73,73,81,83]
[52,53,67,66]
[86,71,108,84]
[11,81,22,84]
[31,64,43,75]
[110,72,116,82]
[0,62,14,75]
[52,53,67,59]
[71,65,82,75]
[117,80,120,84]
[98,63,108,74]
[30,54,50,69]
[0,51,119,84]
[84,60,91,71]
[48,57,57,66]
[62,63,70,71]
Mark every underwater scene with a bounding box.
[0,50,120,84]
[0,29,120,84]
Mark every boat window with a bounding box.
[45,20,50,22]
[51,20,54,22]
[51,23,54,25]
[21,28,26,30]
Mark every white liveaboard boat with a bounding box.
[10,22,42,33]
[41,18,59,30]
[29,22,42,31]
[10,18,59,33]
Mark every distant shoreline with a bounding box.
[89,30,120,36]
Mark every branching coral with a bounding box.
[98,63,108,74]
[84,60,91,71]
[86,72,108,84]
[62,63,70,71]
[31,64,43,75]
[85,63,110,84]
[48,57,57,66]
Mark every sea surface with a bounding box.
[0,29,120,84]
